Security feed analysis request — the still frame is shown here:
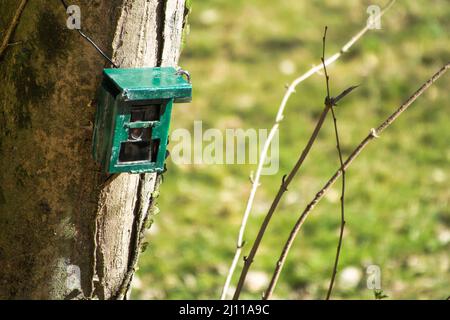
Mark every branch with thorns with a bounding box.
[263,26,358,300]
[263,62,449,299]
[228,0,397,300]
[320,26,354,300]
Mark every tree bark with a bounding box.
[0,0,186,300]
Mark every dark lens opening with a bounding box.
[130,104,161,122]
[119,141,151,162]
[118,139,160,163]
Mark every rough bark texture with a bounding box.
[0,0,186,300]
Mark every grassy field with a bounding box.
[132,0,450,299]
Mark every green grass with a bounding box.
[132,0,450,300]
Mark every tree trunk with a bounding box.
[0,0,186,300]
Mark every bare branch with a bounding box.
[264,26,356,300]
[325,104,346,300]
[264,62,449,299]
[227,0,397,300]
[233,102,331,300]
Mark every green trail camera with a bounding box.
[93,67,192,174]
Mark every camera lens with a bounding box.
[130,128,144,140]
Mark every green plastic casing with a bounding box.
[92,67,192,174]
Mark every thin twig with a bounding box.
[220,125,278,299]
[264,26,355,300]
[263,62,449,299]
[233,102,331,300]
[0,0,28,60]
[226,0,396,300]
[322,27,331,100]
[324,32,347,299]
[325,104,346,300]
[227,0,395,300]
[321,26,347,301]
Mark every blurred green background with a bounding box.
[133,0,449,299]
